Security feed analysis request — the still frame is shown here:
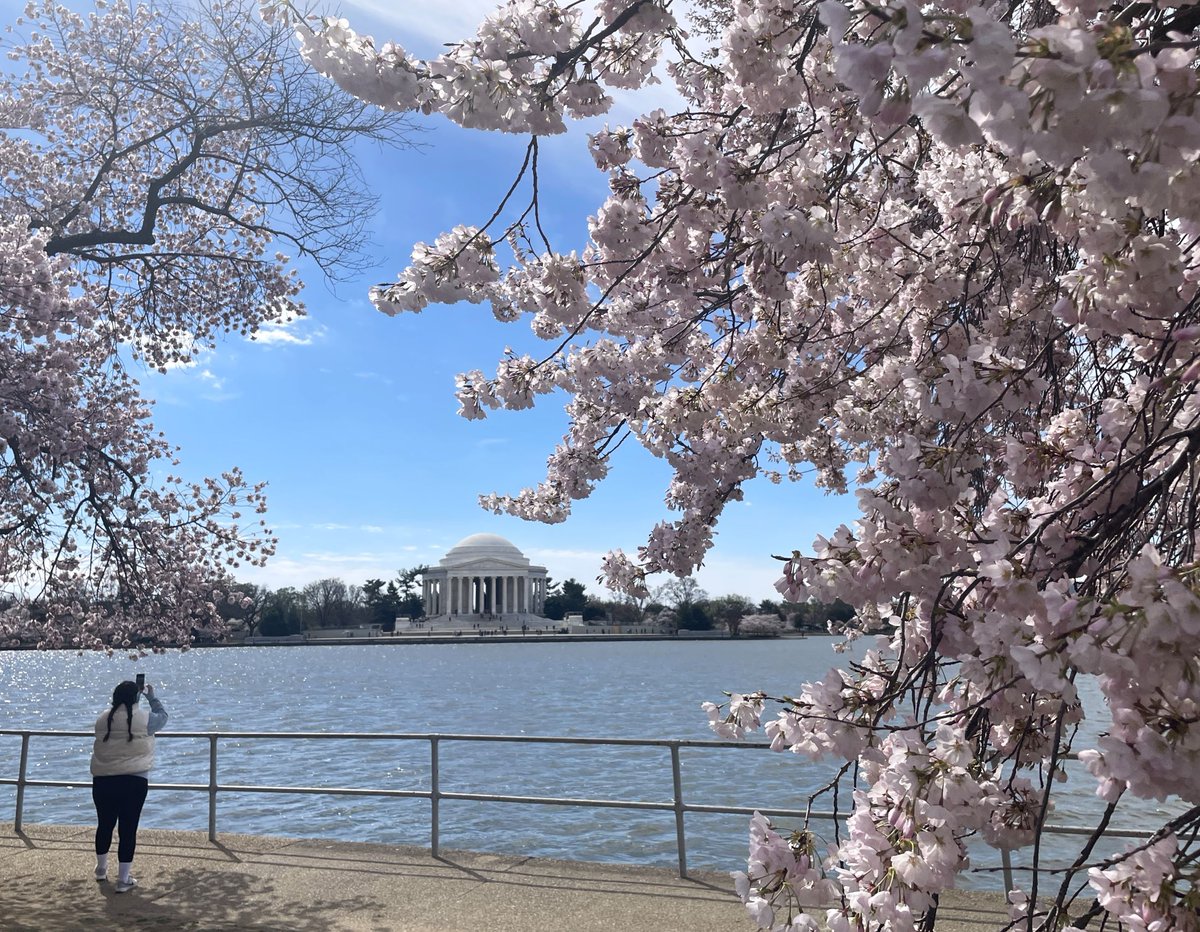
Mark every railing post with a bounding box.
[1001,847,1014,894]
[670,743,688,879]
[14,733,30,832]
[430,736,440,858]
[208,734,218,842]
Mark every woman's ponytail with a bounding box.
[104,681,141,742]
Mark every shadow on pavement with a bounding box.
[1,867,390,932]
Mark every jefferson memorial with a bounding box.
[422,533,550,622]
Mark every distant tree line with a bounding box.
[217,566,428,637]
[217,568,855,640]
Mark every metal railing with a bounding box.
[0,728,819,878]
[0,729,1165,887]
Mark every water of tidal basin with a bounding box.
[0,639,1186,889]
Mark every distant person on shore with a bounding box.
[90,679,168,893]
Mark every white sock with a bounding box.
[118,862,133,883]
[96,853,108,872]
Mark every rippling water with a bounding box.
[0,639,1186,888]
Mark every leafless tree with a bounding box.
[4,0,418,370]
[302,577,349,628]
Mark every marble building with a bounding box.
[421,533,549,619]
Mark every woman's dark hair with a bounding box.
[104,681,140,742]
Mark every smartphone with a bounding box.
[136,673,145,692]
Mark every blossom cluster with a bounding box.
[0,218,273,649]
[0,0,416,646]
[278,0,673,135]
[1089,835,1199,932]
[294,0,1200,925]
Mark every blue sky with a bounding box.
[140,1,856,602]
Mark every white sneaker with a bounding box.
[114,877,138,894]
[94,867,107,882]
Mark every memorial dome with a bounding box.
[424,533,549,618]
[440,533,530,568]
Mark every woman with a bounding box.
[90,679,167,893]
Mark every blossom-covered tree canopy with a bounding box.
[287,0,1200,927]
[0,0,409,650]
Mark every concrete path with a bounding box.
[0,823,1010,931]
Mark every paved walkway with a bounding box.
[1,823,1010,931]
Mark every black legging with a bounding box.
[92,774,149,863]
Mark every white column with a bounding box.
[434,580,441,615]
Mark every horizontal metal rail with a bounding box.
[0,728,1166,884]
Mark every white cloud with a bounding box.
[197,367,239,402]
[251,320,326,346]
[686,554,787,604]
[238,552,399,588]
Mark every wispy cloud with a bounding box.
[343,0,499,44]
[251,320,326,346]
[529,547,608,561]
[198,368,239,402]
[237,549,427,589]
[355,371,395,386]
[309,522,391,535]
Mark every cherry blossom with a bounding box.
[291,0,1200,924]
[1,0,407,649]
